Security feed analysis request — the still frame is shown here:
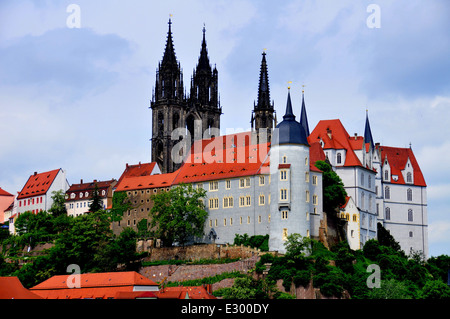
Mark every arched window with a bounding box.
[384,170,389,181]
[337,152,342,164]
[406,172,412,183]
[407,188,412,201]
[385,207,391,220]
[385,186,390,199]
[408,209,413,222]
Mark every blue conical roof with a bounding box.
[272,89,309,146]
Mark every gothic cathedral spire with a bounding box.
[252,51,274,143]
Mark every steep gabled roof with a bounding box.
[115,171,178,192]
[17,169,61,200]
[380,146,426,187]
[308,119,363,167]
[0,188,13,197]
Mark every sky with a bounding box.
[0,0,449,257]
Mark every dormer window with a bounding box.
[337,152,342,164]
[406,172,412,183]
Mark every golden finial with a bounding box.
[287,81,292,90]
[302,84,306,94]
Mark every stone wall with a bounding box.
[139,255,259,284]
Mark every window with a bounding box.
[337,152,342,164]
[282,156,287,164]
[246,195,251,206]
[258,216,261,223]
[240,217,243,224]
[407,188,412,201]
[230,218,233,226]
[280,170,287,181]
[209,198,219,209]
[313,195,318,205]
[368,175,372,189]
[259,194,265,205]
[305,157,308,166]
[385,186,390,199]
[305,172,310,183]
[209,181,218,191]
[406,172,412,183]
[353,214,357,222]
[281,210,288,220]
[247,216,250,224]
[240,177,250,188]
[223,196,233,208]
[223,219,227,226]
[409,231,413,238]
[282,228,288,241]
[384,170,389,181]
[259,176,265,186]
[361,173,364,186]
[312,175,318,185]
[306,190,310,202]
[280,189,288,201]
[240,196,245,207]
[408,209,413,222]
[226,180,231,189]
[385,207,391,220]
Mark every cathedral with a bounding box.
[141,20,428,256]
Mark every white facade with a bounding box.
[340,197,360,251]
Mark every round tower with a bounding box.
[269,88,310,253]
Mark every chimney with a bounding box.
[34,172,37,176]
[354,133,358,140]
[80,179,83,184]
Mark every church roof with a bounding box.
[161,19,179,69]
[272,90,309,147]
[255,51,272,110]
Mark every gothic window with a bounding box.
[337,152,342,164]
[384,170,389,181]
[385,186,390,199]
[407,188,412,201]
[408,209,413,222]
[158,113,164,135]
[172,112,179,130]
[407,172,412,183]
[385,207,391,220]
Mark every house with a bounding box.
[65,179,117,217]
[339,196,360,251]
[30,271,159,299]
[16,168,69,215]
[155,285,216,299]
[0,187,14,223]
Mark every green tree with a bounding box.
[48,190,67,217]
[150,183,207,247]
[89,182,103,213]
[377,222,402,252]
[284,233,313,259]
[110,191,131,222]
[368,279,411,299]
[314,160,347,214]
[221,276,268,299]
[420,280,450,299]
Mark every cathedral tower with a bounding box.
[188,25,221,143]
[151,20,221,174]
[252,51,274,143]
[151,19,186,174]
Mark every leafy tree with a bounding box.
[284,233,313,259]
[150,183,207,247]
[426,255,450,283]
[221,276,268,299]
[110,191,132,222]
[420,280,450,299]
[368,279,412,299]
[377,222,402,252]
[48,190,67,217]
[137,218,151,238]
[233,234,269,251]
[314,160,347,214]
[89,182,103,213]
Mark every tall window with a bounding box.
[280,170,287,181]
[337,153,342,164]
[385,207,391,220]
[406,172,412,183]
[408,209,413,222]
[384,170,389,181]
[281,210,288,220]
[385,186,390,199]
[226,180,231,189]
[280,189,288,201]
[209,181,218,191]
[259,194,265,205]
[407,188,412,201]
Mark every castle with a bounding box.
[5,20,428,257]
[117,20,428,256]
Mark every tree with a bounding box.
[48,190,67,217]
[420,280,450,299]
[150,183,207,247]
[284,233,313,259]
[314,161,347,214]
[89,182,103,213]
[377,222,402,252]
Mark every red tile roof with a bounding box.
[173,132,270,185]
[115,171,178,192]
[0,188,13,197]
[380,146,426,187]
[0,277,42,299]
[17,169,61,200]
[30,271,159,299]
[309,119,364,168]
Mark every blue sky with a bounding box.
[0,0,449,257]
